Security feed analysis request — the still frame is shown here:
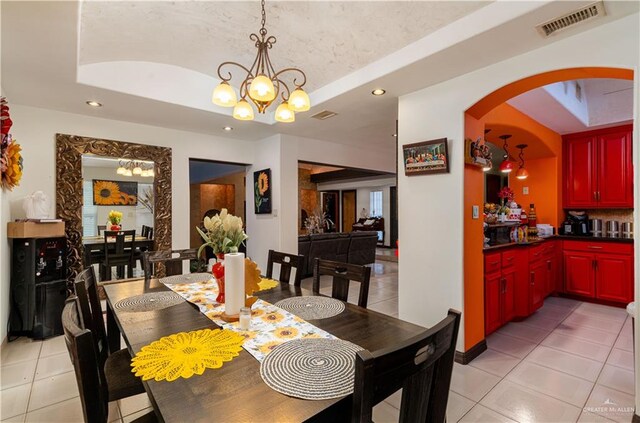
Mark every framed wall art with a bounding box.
[93,179,138,205]
[254,168,272,214]
[402,138,449,176]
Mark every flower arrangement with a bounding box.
[108,210,123,225]
[497,186,515,214]
[304,207,333,234]
[196,209,248,257]
[1,97,23,191]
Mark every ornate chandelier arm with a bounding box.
[272,67,307,89]
[217,61,255,83]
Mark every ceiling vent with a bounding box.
[311,110,338,120]
[536,2,605,38]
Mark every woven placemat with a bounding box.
[274,296,345,320]
[114,292,184,312]
[260,338,362,400]
[159,273,212,285]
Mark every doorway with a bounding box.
[341,190,357,232]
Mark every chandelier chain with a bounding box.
[260,0,267,35]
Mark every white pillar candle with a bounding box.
[224,252,245,316]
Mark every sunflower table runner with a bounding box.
[164,278,337,362]
[131,329,244,382]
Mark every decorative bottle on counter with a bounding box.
[527,203,538,239]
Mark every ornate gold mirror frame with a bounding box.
[55,134,172,281]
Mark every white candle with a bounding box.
[239,307,251,330]
[224,252,245,316]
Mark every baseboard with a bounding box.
[455,339,487,365]
[632,412,640,423]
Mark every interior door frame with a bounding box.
[341,189,357,233]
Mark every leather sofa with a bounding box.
[298,231,378,277]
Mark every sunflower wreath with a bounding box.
[1,97,23,191]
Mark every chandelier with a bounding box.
[211,0,310,123]
[116,160,154,178]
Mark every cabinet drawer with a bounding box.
[485,252,501,275]
[563,240,633,255]
[501,249,518,269]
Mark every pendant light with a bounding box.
[498,134,514,173]
[516,144,529,180]
[482,128,492,172]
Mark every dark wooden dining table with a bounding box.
[83,236,154,265]
[103,277,426,422]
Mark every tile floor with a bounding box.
[1,261,635,423]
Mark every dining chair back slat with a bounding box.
[266,250,304,286]
[141,225,154,239]
[97,225,107,236]
[102,230,136,280]
[351,309,461,423]
[74,267,109,362]
[62,298,110,423]
[312,259,371,308]
[143,249,199,281]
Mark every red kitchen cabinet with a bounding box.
[564,251,596,298]
[596,253,633,303]
[502,268,516,323]
[529,260,547,312]
[563,125,633,209]
[484,249,521,335]
[485,272,502,335]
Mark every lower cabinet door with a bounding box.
[529,261,547,312]
[596,253,633,303]
[485,273,502,335]
[564,251,596,298]
[502,269,516,323]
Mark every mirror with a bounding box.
[55,134,172,282]
[484,141,509,204]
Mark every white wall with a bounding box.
[397,13,639,359]
[316,177,396,246]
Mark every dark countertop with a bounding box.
[484,234,634,252]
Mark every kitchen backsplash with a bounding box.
[585,209,634,223]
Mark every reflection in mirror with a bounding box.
[483,141,509,204]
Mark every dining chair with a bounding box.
[266,249,304,286]
[100,230,136,281]
[351,309,461,423]
[135,225,154,269]
[97,225,107,236]
[143,248,200,281]
[62,298,157,423]
[312,258,371,308]
[73,267,145,398]
[141,225,154,239]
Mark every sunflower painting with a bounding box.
[253,168,271,214]
[93,180,138,206]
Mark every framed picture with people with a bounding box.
[402,138,449,175]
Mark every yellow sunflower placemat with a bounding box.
[257,278,280,292]
[164,280,336,362]
[131,329,244,382]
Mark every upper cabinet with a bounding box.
[563,125,633,209]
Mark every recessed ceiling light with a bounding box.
[86,100,102,107]
[223,126,234,131]
[371,89,386,96]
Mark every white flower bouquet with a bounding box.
[196,209,248,257]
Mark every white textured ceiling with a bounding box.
[79,1,488,92]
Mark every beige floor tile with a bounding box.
[459,404,517,423]
[0,384,31,420]
[535,304,574,321]
[25,397,83,423]
[34,353,73,381]
[450,363,501,402]
[118,393,151,418]
[578,411,616,422]
[486,333,537,359]
[0,360,37,389]
[446,391,475,422]
[585,384,635,423]
[496,322,550,344]
[367,297,398,316]
[39,336,67,358]
[518,313,564,331]
[469,349,520,378]
[553,325,618,347]
[372,401,399,423]
[480,380,581,423]
[0,414,25,423]
[27,371,78,412]
[525,345,603,382]
[544,296,581,309]
[575,303,628,322]
[597,364,635,395]
[613,336,633,353]
[606,349,634,372]
[0,340,42,366]
[541,332,611,362]
[108,402,122,423]
[505,361,594,407]
[563,313,625,334]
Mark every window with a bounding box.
[82,180,98,237]
[370,191,383,217]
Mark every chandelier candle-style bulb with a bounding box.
[116,166,126,175]
[287,88,310,112]
[212,82,237,107]
[275,102,295,123]
[132,166,143,175]
[233,99,255,121]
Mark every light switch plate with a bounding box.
[472,205,479,219]
[523,187,529,195]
